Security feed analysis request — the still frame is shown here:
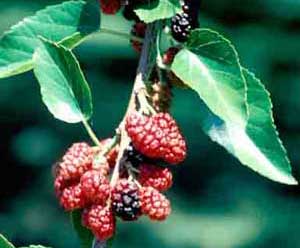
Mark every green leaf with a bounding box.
[0,234,15,248]
[134,0,181,23]
[198,69,297,185]
[0,234,50,248]
[171,29,248,128]
[171,28,296,184]
[33,39,93,123]
[19,246,51,248]
[0,0,100,79]
[71,210,94,248]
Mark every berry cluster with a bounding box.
[54,111,186,241]
[171,0,200,42]
[56,2,192,241]
[52,0,196,242]
[54,142,116,240]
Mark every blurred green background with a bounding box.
[1,0,300,247]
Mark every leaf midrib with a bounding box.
[186,50,246,125]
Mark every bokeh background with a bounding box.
[1,0,300,247]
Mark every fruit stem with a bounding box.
[127,165,140,174]
[134,179,142,189]
[92,134,120,167]
[136,88,156,115]
[92,238,108,248]
[103,135,120,156]
[100,27,144,43]
[127,168,141,188]
[82,118,102,148]
[110,127,128,187]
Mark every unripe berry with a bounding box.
[139,186,171,221]
[126,112,187,164]
[60,184,85,211]
[100,0,121,15]
[162,47,180,65]
[92,156,110,176]
[130,22,146,53]
[139,164,173,192]
[58,143,94,182]
[54,174,77,197]
[80,170,110,205]
[54,175,65,197]
[83,205,115,240]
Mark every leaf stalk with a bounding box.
[82,118,102,148]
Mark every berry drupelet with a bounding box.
[139,164,173,192]
[83,205,116,240]
[139,186,171,221]
[111,179,142,221]
[60,183,86,211]
[126,111,187,165]
[80,170,110,205]
[171,0,200,42]
[57,142,94,182]
[182,0,201,23]
[124,143,146,167]
[171,12,193,42]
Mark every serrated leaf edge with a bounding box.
[186,28,249,122]
[0,0,99,79]
[242,67,297,185]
